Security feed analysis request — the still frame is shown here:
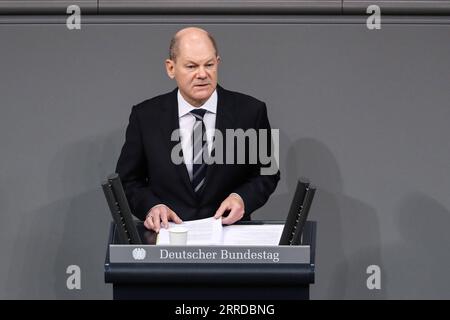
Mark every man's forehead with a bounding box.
[178,54,217,63]
[177,42,217,62]
[178,38,214,52]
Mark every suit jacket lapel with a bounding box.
[201,85,236,197]
[159,88,196,200]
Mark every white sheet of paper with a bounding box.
[157,217,223,245]
[222,224,284,246]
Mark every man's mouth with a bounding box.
[194,84,209,87]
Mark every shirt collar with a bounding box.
[177,89,217,118]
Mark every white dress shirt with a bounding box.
[177,89,217,181]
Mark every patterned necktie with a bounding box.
[190,109,208,194]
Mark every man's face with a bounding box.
[166,35,220,107]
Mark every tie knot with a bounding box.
[191,109,207,121]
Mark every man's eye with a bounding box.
[187,65,195,69]
[206,64,214,67]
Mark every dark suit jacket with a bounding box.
[116,85,280,221]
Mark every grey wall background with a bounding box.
[0,17,449,299]
[2,1,450,14]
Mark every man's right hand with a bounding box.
[144,204,183,233]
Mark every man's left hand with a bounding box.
[214,194,245,225]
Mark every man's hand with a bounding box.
[214,194,245,225]
[144,205,182,232]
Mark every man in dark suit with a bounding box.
[116,27,280,232]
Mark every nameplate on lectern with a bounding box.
[109,245,310,264]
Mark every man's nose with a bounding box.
[196,67,207,79]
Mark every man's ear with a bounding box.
[165,59,175,79]
[216,56,221,65]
